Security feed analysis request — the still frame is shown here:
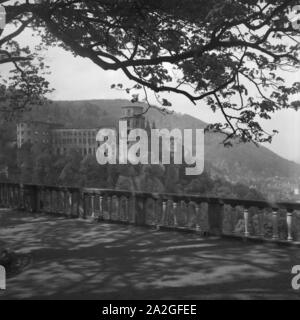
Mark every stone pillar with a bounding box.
[134,196,146,226]
[287,210,293,242]
[207,202,224,236]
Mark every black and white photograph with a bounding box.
[0,0,300,303]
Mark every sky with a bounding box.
[1,27,300,164]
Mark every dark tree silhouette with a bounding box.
[1,0,300,143]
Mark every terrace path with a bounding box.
[0,209,299,300]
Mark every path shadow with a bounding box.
[0,209,299,300]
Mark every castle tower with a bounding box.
[119,106,147,161]
[120,106,146,134]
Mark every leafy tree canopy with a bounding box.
[1,0,300,144]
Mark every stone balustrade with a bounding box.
[1,182,300,242]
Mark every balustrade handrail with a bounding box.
[0,181,299,243]
[1,181,299,212]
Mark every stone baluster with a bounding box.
[161,200,167,227]
[9,186,13,208]
[7,185,11,207]
[1,184,5,207]
[91,194,95,219]
[63,191,68,215]
[258,208,264,238]
[7,185,10,207]
[59,191,63,213]
[181,201,187,227]
[286,210,293,242]
[124,197,129,222]
[117,196,121,221]
[56,190,60,213]
[83,194,89,219]
[195,203,201,232]
[43,190,47,212]
[68,192,73,217]
[56,190,60,212]
[15,186,19,208]
[36,187,41,213]
[99,195,104,221]
[244,207,250,237]
[154,199,160,229]
[77,191,83,218]
[11,186,15,208]
[40,189,44,212]
[208,202,224,236]
[51,190,56,213]
[0,184,3,206]
[19,185,25,210]
[8,186,12,208]
[9,186,12,207]
[50,190,54,213]
[107,196,112,220]
[2,184,5,207]
[47,190,51,212]
[173,201,178,227]
[135,197,146,226]
[4,185,7,207]
[4,185,8,207]
[230,206,236,234]
[12,186,16,208]
[187,201,193,228]
[17,185,21,208]
[272,209,279,240]
[5,185,9,207]
[53,190,57,213]
[1,184,4,206]
[17,185,22,209]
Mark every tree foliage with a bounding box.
[0,1,52,119]
[1,0,300,143]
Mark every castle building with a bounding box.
[121,106,146,134]
[52,128,98,156]
[17,121,60,149]
[17,106,147,157]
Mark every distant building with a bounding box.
[17,106,147,156]
[121,106,145,134]
[16,121,60,149]
[52,128,98,156]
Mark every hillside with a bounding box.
[13,99,300,182]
